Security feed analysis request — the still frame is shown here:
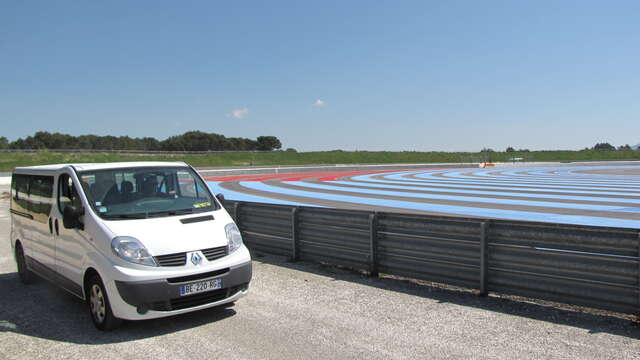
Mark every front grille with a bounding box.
[154,252,186,267]
[201,246,228,262]
[154,246,228,267]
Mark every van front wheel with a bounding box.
[87,275,122,331]
[15,244,34,284]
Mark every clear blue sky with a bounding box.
[1,1,638,151]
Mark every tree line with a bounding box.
[496,143,636,153]
[0,131,283,151]
[589,142,633,151]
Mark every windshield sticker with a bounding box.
[95,201,102,206]
[193,202,211,209]
[98,207,108,213]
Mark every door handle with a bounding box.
[48,218,53,234]
[54,218,59,236]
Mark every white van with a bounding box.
[9,162,251,330]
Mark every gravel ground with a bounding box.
[1,183,639,360]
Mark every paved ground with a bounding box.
[208,164,640,228]
[1,183,640,359]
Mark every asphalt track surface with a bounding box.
[206,164,640,229]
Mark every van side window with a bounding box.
[11,174,31,217]
[58,174,82,213]
[30,176,54,220]
[12,174,29,201]
[10,174,54,223]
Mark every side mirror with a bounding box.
[63,206,84,230]
[215,193,225,203]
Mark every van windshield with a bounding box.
[77,166,219,219]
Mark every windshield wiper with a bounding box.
[146,208,195,218]
[104,209,196,219]
[171,208,195,215]
[102,213,148,219]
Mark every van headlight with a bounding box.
[111,236,157,267]
[225,223,243,253]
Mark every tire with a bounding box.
[15,243,34,285]
[87,274,122,331]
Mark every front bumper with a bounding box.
[114,261,251,314]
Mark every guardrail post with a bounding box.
[291,207,299,262]
[637,231,640,316]
[369,212,379,277]
[479,221,488,296]
[234,202,241,229]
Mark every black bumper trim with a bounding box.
[115,261,252,308]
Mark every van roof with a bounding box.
[13,161,189,174]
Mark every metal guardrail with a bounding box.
[224,200,640,315]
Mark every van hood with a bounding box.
[103,212,231,256]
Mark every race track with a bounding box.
[205,165,640,229]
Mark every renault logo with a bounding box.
[190,252,203,266]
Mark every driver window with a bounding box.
[58,174,82,213]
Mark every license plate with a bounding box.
[179,278,223,296]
